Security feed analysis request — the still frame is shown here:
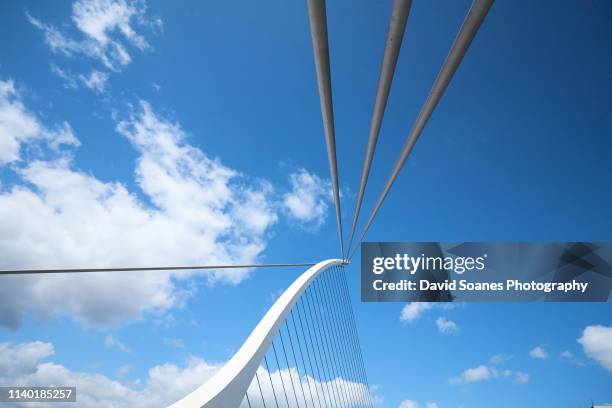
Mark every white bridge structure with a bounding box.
[170,260,374,408]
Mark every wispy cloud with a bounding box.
[282,168,331,230]
[51,65,109,93]
[79,70,109,92]
[27,0,160,71]
[398,400,439,408]
[489,353,512,364]
[0,79,79,165]
[104,335,131,353]
[449,365,529,386]
[163,338,185,349]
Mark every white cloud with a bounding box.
[450,365,491,384]
[0,80,79,165]
[0,94,278,328]
[560,350,573,359]
[529,346,548,360]
[399,303,434,323]
[50,64,79,89]
[72,0,149,50]
[489,353,512,364]
[578,325,612,372]
[514,371,530,384]
[449,365,524,386]
[398,402,439,408]
[435,317,458,334]
[0,341,54,379]
[0,340,222,408]
[28,0,159,71]
[282,168,331,229]
[399,302,456,324]
[79,70,109,92]
[104,335,131,353]
[52,66,109,92]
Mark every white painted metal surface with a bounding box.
[168,259,343,408]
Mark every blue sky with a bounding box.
[1,0,611,407]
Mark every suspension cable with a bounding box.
[350,0,494,260]
[0,262,318,275]
[347,0,413,256]
[306,0,345,258]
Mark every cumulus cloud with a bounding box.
[578,325,612,372]
[529,346,548,360]
[28,0,160,71]
[435,317,458,335]
[0,80,79,165]
[0,340,222,408]
[0,90,278,328]
[449,365,526,385]
[282,168,331,229]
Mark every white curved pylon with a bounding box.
[168,259,344,408]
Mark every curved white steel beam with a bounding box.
[168,259,344,408]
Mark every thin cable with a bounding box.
[295,302,324,408]
[306,0,345,258]
[285,319,310,408]
[347,0,412,255]
[350,0,494,260]
[264,356,281,408]
[304,285,338,407]
[290,312,318,408]
[0,262,317,275]
[271,341,291,408]
[279,328,302,408]
[297,297,329,408]
[245,391,253,408]
[255,370,268,408]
